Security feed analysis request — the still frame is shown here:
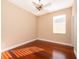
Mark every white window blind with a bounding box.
[53,14,66,34]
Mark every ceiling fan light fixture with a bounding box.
[32,0,52,11]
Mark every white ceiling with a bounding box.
[8,0,74,16]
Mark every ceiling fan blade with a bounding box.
[32,2,43,11]
[32,2,40,7]
[43,3,52,7]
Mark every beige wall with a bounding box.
[72,0,77,54]
[37,7,72,45]
[1,0,37,50]
[1,0,73,51]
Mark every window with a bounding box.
[53,14,66,34]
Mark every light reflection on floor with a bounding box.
[52,50,66,59]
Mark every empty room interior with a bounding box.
[1,0,77,59]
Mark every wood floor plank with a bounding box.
[1,40,76,59]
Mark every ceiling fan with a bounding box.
[32,0,52,11]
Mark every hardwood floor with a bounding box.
[1,40,76,59]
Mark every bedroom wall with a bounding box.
[37,7,72,45]
[1,0,37,50]
[1,0,73,51]
[72,0,77,56]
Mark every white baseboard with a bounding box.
[74,49,77,57]
[36,38,73,47]
[2,39,36,52]
[2,38,73,52]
